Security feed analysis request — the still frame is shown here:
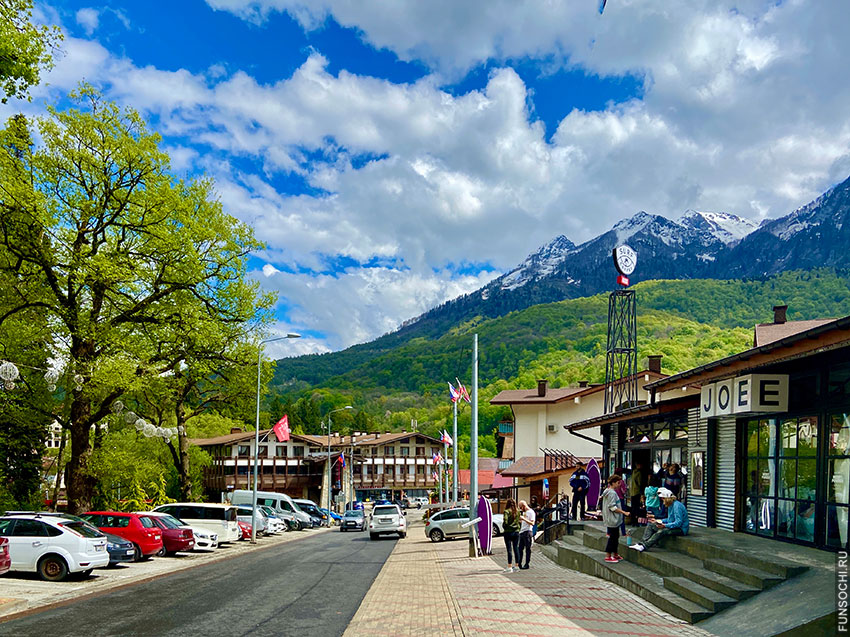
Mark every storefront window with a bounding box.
[826,413,850,549]
[828,362,850,400]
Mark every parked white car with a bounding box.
[0,514,108,581]
[142,511,218,551]
[231,490,312,530]
[153,503,240,544]
[369,504,406,540]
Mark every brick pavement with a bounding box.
[345,521,711,636]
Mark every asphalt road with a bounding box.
[0,529,397,637]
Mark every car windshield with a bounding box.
[157,516,181,529]
[373,506,397,516]
[61,521,104,538]
[161,515,186,527]
[344,510,363,518]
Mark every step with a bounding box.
[663,534,808,579]
[621,545,760,601]
[704,558,784,590]
[550,540,714,624]
[664,577,737,613]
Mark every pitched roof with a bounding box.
[490,371,665,405]
[456,470,513,490]
[189,430,315,447]
[499,456,546,477]
[754,319,835,347]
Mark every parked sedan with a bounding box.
[145,511,217,551]
[237,520,252,540]
[104,533,135,566]
[146,514,194,555]
[0,514,108,581]
[318,507,342,525]
[293,500,327,527]
[340,510,366,532]
[82,512,163,561]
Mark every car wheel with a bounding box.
[38,555,69,582]
[399,532,406,539]
[79,568,93,578]
[429,529,445,543]
[492,523,501,537]
[133,544,143,562]
[156,546,167,557]
[370,533,378,541]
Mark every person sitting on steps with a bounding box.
[629,488,689,552]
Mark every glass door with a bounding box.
[826,412,850,549]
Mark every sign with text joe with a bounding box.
[700,374,789,419]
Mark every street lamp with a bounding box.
[323,406,352,520]
[252,332,301,543]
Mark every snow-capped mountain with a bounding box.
[500,235,576,291]
[402,174,850,338]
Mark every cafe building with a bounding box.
[568,307,850,552]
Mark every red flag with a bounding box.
[273,414,290,442]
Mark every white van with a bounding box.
[153,503,241,544]
[231,490,312,530]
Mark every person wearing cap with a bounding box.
[629,488,689,552]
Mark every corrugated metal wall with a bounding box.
[687,408,707,527]
[715,415,738,531]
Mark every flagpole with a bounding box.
[452,400,458,504]
[469,333,478,557]
[443,440,448,504]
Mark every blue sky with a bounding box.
[9,1,850,355]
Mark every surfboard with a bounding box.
[477,495,493,555]
[586,458,602,512]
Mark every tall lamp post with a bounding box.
[252,333,301,543]
[323,406,352,519]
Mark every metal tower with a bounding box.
[604,288,637,413]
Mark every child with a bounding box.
[601,474,629,563]
[645,473,662,519]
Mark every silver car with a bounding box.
[369,504,407,539]
[425,507,504,542]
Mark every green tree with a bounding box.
[0,86,268,513]
[0,0,62,103]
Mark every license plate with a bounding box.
[95,545,105,552]
[126,549,134,555]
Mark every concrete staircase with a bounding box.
[541,523,809,624]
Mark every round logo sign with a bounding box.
[613,245,637,276]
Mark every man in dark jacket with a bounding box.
[569,463,590,520]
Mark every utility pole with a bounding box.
[469,333,479,557]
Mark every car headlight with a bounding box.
[107,543,117,550]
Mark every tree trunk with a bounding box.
[175,400,193,500]
[66,396,95,514]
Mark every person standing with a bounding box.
[602,475,628,563]
[664,463,684,499]
[501,499,521,573]
[614,469,628,534]
[628,462,646,525]
[644,473,662,518]
[569,463,590,520]
[630,488,689,552]
[517,500,536,569]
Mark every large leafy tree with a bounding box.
[0,86,270,513]
[0,0,62,103]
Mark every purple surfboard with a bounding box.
[477,495,493,555]
[586,458,602,511]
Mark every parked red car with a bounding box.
[146,515,194,555]
[81,512,163,561]
[237,521,252,540]
[0,536,10,575]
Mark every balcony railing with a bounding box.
[498,422,514,434]
[498,459,513,471]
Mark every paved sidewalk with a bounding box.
[345,522,711,636]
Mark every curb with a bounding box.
[0,527,332,625]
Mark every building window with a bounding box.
[384,446,394,455]
[292,446,304,457]
[400,447,410,456]
[415,446,425,455]
[257,445,268,457]
[417,465,424,475]
[827,412,850,549]
[371,447,379,455]
[431,447,439,455]
[275,445,287,457]
[237,445,251,456]
[408,464,415,475]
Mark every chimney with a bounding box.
[648,355,663,374]
[537,379,548,397]
[230,427,242,434]
[773,305,788,324]
[578,380,589,388]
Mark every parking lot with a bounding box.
[0,527,331,622]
